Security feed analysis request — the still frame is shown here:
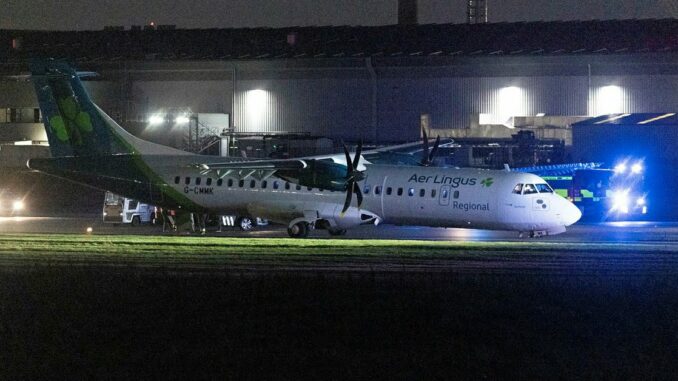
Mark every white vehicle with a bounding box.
[219,215,269,231]
[103,192,156,226]
[29,60,581,238]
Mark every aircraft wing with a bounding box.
[191,158,313,181]
[191,135,454,178]
[195,159,307,171]
[362,137,454,166]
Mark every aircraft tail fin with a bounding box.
[30,59,188,158]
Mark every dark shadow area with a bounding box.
[0,268,677,379]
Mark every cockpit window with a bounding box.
[512,184,523,194]
[535,183,554,193]
[522,184,538,194]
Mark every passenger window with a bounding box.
[442,190,448,198]
[375,186,381,195]
[196,177,201,185]
[513,184,523,194]
[206,178,212,186]
[217,179,223,186]
[285,182,291,190]
[273,181,279,190]
[296,185,302,191]
[238,180,244,188]
[250,180,256,188]
[386,187,392,195]
[307,186,313,191]
[453,190,459,199]
[523,184,538,194]
[431,189,436,198]
[408,188,415,197]
[397,188,403,196]
[185,177,190,185]
[227,179,233,187]
[535,183,554,193]
[261,181,267,189]
[174,176,180,184]
[419,189,425,197]
[128,200,138,209]
[364,185,370,194]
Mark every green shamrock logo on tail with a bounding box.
[50,96,93,145]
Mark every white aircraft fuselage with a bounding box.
[147,155,581,234]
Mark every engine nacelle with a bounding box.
[277,159,349,191]
[324,207,381,229]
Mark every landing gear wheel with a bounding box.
[328,228,347,236]
[287,222,309,238]
[237,217,254,231]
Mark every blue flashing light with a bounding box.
[611,189,630,213]
[614,163,627,174]
[631,163,643,174]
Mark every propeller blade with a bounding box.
[339,140,366,216]
[353,140,362,170]
[421,128,429,164]
[354,182,363,208]
[342,141,353,176]
[428,135,441,163]
[341,181,353,215]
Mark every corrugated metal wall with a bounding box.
[230,74,592,142]
[233,77,372,139]
[3,57,678,145]
[588,75,678,116]
[231,72,678,143]
[144,71,678,142]
[376,75,590,140]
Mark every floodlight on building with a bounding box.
[246,89,269,127]
[498,86,525,124]
[175,115,190,124]
[594,85,625,116]
[148,114,164,125]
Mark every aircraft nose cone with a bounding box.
[563,200,582,226]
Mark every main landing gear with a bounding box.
[518,226,566,238]
[287,221,310,238]
[518,230,548,238]
[285,218,352,238]
[328,228,347,236]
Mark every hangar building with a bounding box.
[0,19,677,213]
[1,19,676,150]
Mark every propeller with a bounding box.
[420,128,441,166]
[340,140,365,216]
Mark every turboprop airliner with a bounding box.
[28,60,581,238]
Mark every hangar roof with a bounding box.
[574,113,678,126]
[1,18,677,62]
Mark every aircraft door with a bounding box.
[438,185,450,206]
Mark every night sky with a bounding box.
[2,0,677,30]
